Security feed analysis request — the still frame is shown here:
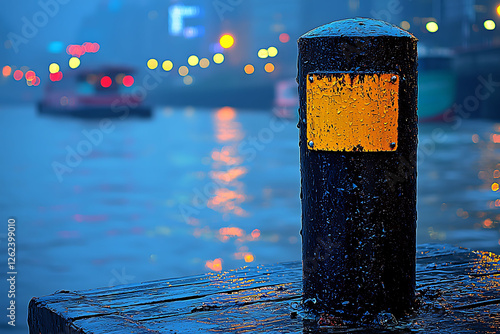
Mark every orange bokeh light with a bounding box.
[216,107,236,121]
[2,65,12,77]
[205,258,222,271]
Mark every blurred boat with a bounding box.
[418,47,456,122]
[272,79,298,119]
[38,66,151,118]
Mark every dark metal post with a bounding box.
[298,18,418,318]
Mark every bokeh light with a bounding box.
[49,63,59,74]
[400,21,410,30]
[492,183,500,192]
[162,60,173,71]
[258,48,268,59]
[199,58,210,68]
[25,70,35,81]
[2,65,12,77]
[183,75,193,85]
[69,57,80,69]
[244,64,254,74]
[13,70,23,80]
[213,53,224,64]
[188,55,199,66]
[264,63,275,73]
[33,76,40,86]
[49,71,63,82]
[219,34,235,49]
[147,58,158,69]
[122,75,134,87]
[101,76,112,88]
[279,32,290,43]
[484,20,496,30]
[268,46,278,57]
[178,65,189,76]
[497,4,500,16]
[426,21,439,33]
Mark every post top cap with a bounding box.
[300,18,417,40]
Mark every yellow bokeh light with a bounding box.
[188,55,199,66]
[264,63,275,73]
[426,21,439,33]
[267,46,278,57]
[183,75,193,85]
[69,57,80,69]
[213,53,224,64]
[244,64,254,75]
[400,21,410,30]
[162,60,173,71]
[49,63,59,74]
[199,58,210,68]
[492,183,499,192]
[178,66,189,76]
[497,5,500,16]
[258,48,268,59]
[219,34,235,49]
[147,58,158,70]
[484,19,496,30]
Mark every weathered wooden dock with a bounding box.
[29,244,500,333]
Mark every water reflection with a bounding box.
[202,107,256,271]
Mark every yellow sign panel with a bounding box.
[306,73,399,152]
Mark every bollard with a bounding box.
[298,18,418,319]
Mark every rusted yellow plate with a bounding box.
[306,73,399,152]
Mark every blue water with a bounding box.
[0,106,499,333]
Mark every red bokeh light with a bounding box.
[122,75,134,87]
[101,76,112,88]
[279,33,290,43]
[25,70,36,81]
[66,42,100,56]
[13,70,23,80]
[50,71,63,81]
[33,76,40,86]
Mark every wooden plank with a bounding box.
[29,244,500,333]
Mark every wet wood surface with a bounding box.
[29,244,500,333]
